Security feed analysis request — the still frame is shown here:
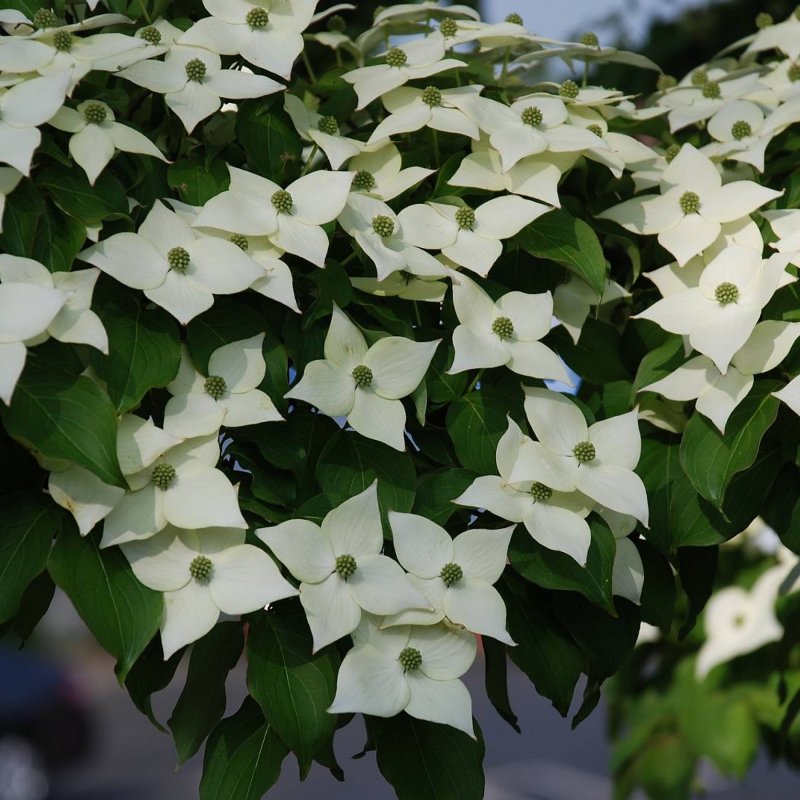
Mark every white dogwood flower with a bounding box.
[350,272,450,303]
[745,9,800,60]
[761,208,800,253]
[774,375,800,417]
[122,525,298,659]
[257,483,429,651]
[285,305,439,450]
[347,143,434,201]
[49,463,126,536]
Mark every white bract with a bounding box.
[774,375,800,417]
[0,167,22,232]
[122,525,298,659]
[553,274,629,344]
[285,305,439,450]
[347,143,434,201]
[257,484,430,652]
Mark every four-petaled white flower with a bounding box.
[122,525,298,659]
[257,483,430,652]
[347,143,434,201]
[285,305,439,450]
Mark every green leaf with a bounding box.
[91,298,181,414]
[200,698,288,800]
[246,604,339,777]
[168,157,230,205]
[412,468,476,525]
[549,319,632,385]
[637,541,676,631]
[169,621,244,763]
[483,637,520,732]
[2,372,125,487]
[633,333,685,392]
[236,101,303,184]
[37,165,128,224]
[0,494,61,624]
[10,571,55,642]
[48,529,162,682]
[372,714,485,800]
[518,209,607,296]
[676,546,718,639]
[763,464,800,553]
[446,387,509,474]
[124,637,183,731]
[680,380,781,509]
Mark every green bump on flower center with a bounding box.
[691,69,708,86]
[505,12,524,25]
[731,119,752,140]
[491,316,514,339]
[714,281,739,304]
[788,62,800,82]
[573,440,596,463]
[33,8,58,28]
[246,7,269,29]
[398,646,422,672]
[587,124,603,137]
[327,14,346,32]
[702,80,721,99]
[83,102,107,124]
[440,18,458,37]
[579,31,599,47]
[152,463,176,489]
[521,105,543,126]
[189,555,213,582]
[664,143,681,162]
[657,74,677,91]
[53,30,73,51]
[335,553,357,579]
[204,375,227,399]
[185,58,207,82]
[317,115,339,135]
[271,189,293,213]
[229,233,249,250]
[352,364,373,387]
[679,190,701,214]
[372,214,395,238]
[755,12,773,28]
[167,246,190,273]
[139,25,162,44]
[421,85,442,107]
[385,46,408,67]
[530,482,553,502]
[353,170,376,191]
[559,79,580,99]
[455,206,475,230]
[440,562,463,587]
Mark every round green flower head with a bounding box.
[440,562,463,587]
[491,316,514,340]
[83,102,107,125]
[167,246,190,273]
[657,74,677,91]
[715,281,739,304]
[702,81,721,99]
[579,31,599,47]
[505,12,524,25]
[385,47,408,68]
[440,18,458,37]
[189,555,213,583]
[327,14,346,32]
[353,170,376,191]
[152,463,177,489]
[372,215,395,238]
[664,143,681,163]
[788,62,800,82]
[731,120,752,140]
[455,206,475,230]
[530,482,553,502]
[317,115,339,135]
[229,233,249,250]
[573,441,596,463]
[53,30,73,52]
[246,7,269,29]
[421,85,442,107]
[691,69,708,86]
[33,8,58,28]
[185,58,207,82]
[755,12,773,28]
[352,365,373,387]
[271,189,293,213]
[398,646,423,672]
[559,79,580,99]
[521,106,543,126]
[138,25,162,45]
[204,375,227,399]
[587,124,603,138]
[679,191,701,214]
[335,553,357,579]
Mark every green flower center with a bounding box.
[491,316,514,339]
[440,562,463,587]
[229,233,249,250]
[398,646,422,672]
[317,115,339,135]
[83,102,107,124]
[559,79,580,99]
[189,555,213,582]
[587,124,603,137]
[352,364,373,387]
[185,58,207,82]
[573,440,596,463]
[530,482,553,502]
[521,105,543,126]
[714,281,739,304]
[679,191,701,214]
[246,7,269,29]
[139,25,162,44]
[579,31,599,47]
[33,8,58,28]
[664,143,681,162]
[352,170,376,191]
[731,120,752,140]
[204,375,227,399]
[421,85,442,106]
[505,12,524,25]
[702,81,721,99]
[455,206,475,230]
[788,62,800,82]
[327,14,346,32]
[271,189,293,213]
[335,553,357,578]
[53,30,73,51]
[152,463,176,489]
[440,18,458,37]
[691,69,708,86]
[167,246,190,273]
[385,47,408,68]
[755,11,773,28]
[657,74,677,91]
[372,214,395,238]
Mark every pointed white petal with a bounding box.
[409,624,476,680]
[324,305,368,368]
[612,537,644,605]
[347,391,407,450]
[270,215,330,267]
[444,580,514,645]
[348,554,430,615]
[442,230,503,277]
[79,233,166,291]
[208,333,265,392]
[508,439,577,491]
[256,518,334,584]
[405,674,475,737]
[301,573,363,651]
[165,81,220,134]
[101,485,166,547]
[453,476,528,523]
[49,465,124,536]
[161,581,220,659]
[575,464,649,527]
[505,339,570,382]
[163,393,225,438]
[453,526,514,584]
[121,526,194,591]
[522,502,592,566]
[69,124,115,185]
[285,359,355,416]
[366,336,439,399]
[327,645,408,715]
[522,386,587,455]
[291,170,354,224]
[323,482,382,558]
[696,369,753,434]
[475,195,550,239]
[389,511,453,578]
[144,272,214,325]
[449,325,509,374]
[588,410,641,470]
[164,466,246,530]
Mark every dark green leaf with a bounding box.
[763,464,800,554]
[446,387,509,474]
[633,333,685,392]
[677,545,718,639]
[236,101,303,184]
[637,540,676,631]
[11,570,55,642]
[38,165,128,224]
[412,468,475,525]
[168,157,230,205]
[483,637,520,733]
[550,319,632,385]
[124,637,183,731]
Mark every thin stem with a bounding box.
[466,368,485,394]
[413,301,422,327]
[302,49,317,83]
[583,58,590,87]
[300,143,319,175]
[340,248,359,267]
[500,46,511,91]
[431,127,440,168]
[137,0,152,23]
